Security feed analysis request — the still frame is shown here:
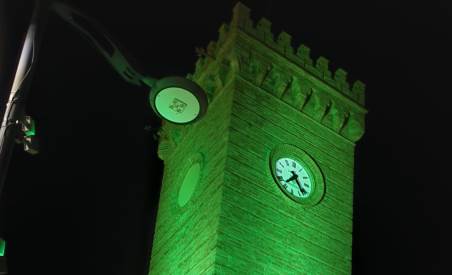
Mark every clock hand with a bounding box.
[285,171,307,195]
[286,171,299,181]
[295,176,307,196]
[285,174,297,183]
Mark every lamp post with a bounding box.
[0,0,208,197]
[0,2,208,273]
[0,0,48,200]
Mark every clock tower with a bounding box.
[149,3,366,274]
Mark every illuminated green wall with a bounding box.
[149,3,366,274]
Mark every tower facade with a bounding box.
[149,3,366,274]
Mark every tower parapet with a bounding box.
[186,2,366,146]
[228,3,366,106]
[160,2,367,160]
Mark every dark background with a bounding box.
[0,0,450,274]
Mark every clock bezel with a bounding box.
[270,144,325,206]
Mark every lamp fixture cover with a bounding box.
[149,77,208,124]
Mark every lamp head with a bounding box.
[149,76,208,124]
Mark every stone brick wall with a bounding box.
[149,2,366,274]
[215,77,355,274]
[149,84,234,274]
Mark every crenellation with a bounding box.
[334,68,350,92]
[315,56,332,79]
[276,31,293,55]
[296,44,314,66]
[188,2,367,143]
[226,2,366,108]
[218,23,230,45]
[256,18,274,44]
[231,2,252,29]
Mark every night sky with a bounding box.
[0,0,450,274]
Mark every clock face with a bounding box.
[274,157,313,199]
[270,144,325,206]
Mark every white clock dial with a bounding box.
[275,157,313,199]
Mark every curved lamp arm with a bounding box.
[50,3,208,125]
[51,2,154,87]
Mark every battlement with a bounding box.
[228,2,365,106]
[184,2,366,144]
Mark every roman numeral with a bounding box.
[276,169,282,174]
[285,160,290,166]
[277,175,283,181]
[292,161,296,168]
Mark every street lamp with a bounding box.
[0,1,209,192]
[0,3,209,272]
[51,2,208,125]
[149,76,208,124]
